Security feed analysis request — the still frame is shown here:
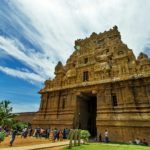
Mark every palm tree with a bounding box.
[0,100,16,128]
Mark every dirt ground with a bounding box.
[0,135,65,148]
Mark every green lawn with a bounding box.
[62,143,150,150]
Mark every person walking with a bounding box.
[99,133,102,142]
[59,130,63,141]
[45,128,50,139]
[10,129,17,146]
[50,129,55,142]
[28,128,33,136]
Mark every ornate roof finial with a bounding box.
[55,61,64,74]
[113,25,118,31]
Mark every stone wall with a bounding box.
[15,112,36,124]
[96,77,150,142]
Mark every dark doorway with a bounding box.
[77,92,97,137]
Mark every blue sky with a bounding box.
[0,0,150,112]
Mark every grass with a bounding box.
[62,143,150,150]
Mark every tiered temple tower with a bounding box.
[33,26,150,142]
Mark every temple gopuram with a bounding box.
[33,26,150,142]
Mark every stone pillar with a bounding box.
[39,95,44,111]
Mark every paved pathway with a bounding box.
[0,141,69,150]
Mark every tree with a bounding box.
[12,121,28,132]
[0,100,16,128]
[0,131,5,142]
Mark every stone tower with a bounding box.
[33,26,150,142]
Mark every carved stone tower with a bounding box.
[33,26,150,142]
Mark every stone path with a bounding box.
[0,141,69,150]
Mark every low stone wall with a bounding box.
[15,112,36,124]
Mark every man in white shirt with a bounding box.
[104,130,109,143]
[135,138,140,145]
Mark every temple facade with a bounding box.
[32,26,150,142]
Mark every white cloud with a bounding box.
[0,36,55,79]
[0,66,45,83]
[12,0,150,56]
[1,0,150,83]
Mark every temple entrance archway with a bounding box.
[76,92,97,137]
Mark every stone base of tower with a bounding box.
[96,109,150,142]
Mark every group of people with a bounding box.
[1,126,149,147]
[131,138,149,146]
[32,127,69,141]
[21,127,32,138]
[98,130,109,143]
[9,127,70,146]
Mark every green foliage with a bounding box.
[67,129,73,140]
[68,129,75,148]
[68,129,89,149]
[0,100,16,128]
[0,131,5,141]
[12,121,28,131]
[80,130,90,143]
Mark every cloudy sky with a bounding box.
[0,0,150,112]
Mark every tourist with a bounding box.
[50,129,55,142]
[21,127,28,138]
[10,129,17,146]
[104,130,109,143]
[36,127,41,138]
[54,128,58,142]
[40,128,45,137]
[63,128,66,139]
[33,128,37,137]
[65,128,69,138]
[59,129,63,141]
[141,138,149,146]
[128,140,133,144]
[45,128,50,139]
[33,127,40,138]
[24,128,28,138]
[134,138,141,145]
[28,128,33,136]
[99,133,102,142]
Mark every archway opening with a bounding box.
[77,92,97,137]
